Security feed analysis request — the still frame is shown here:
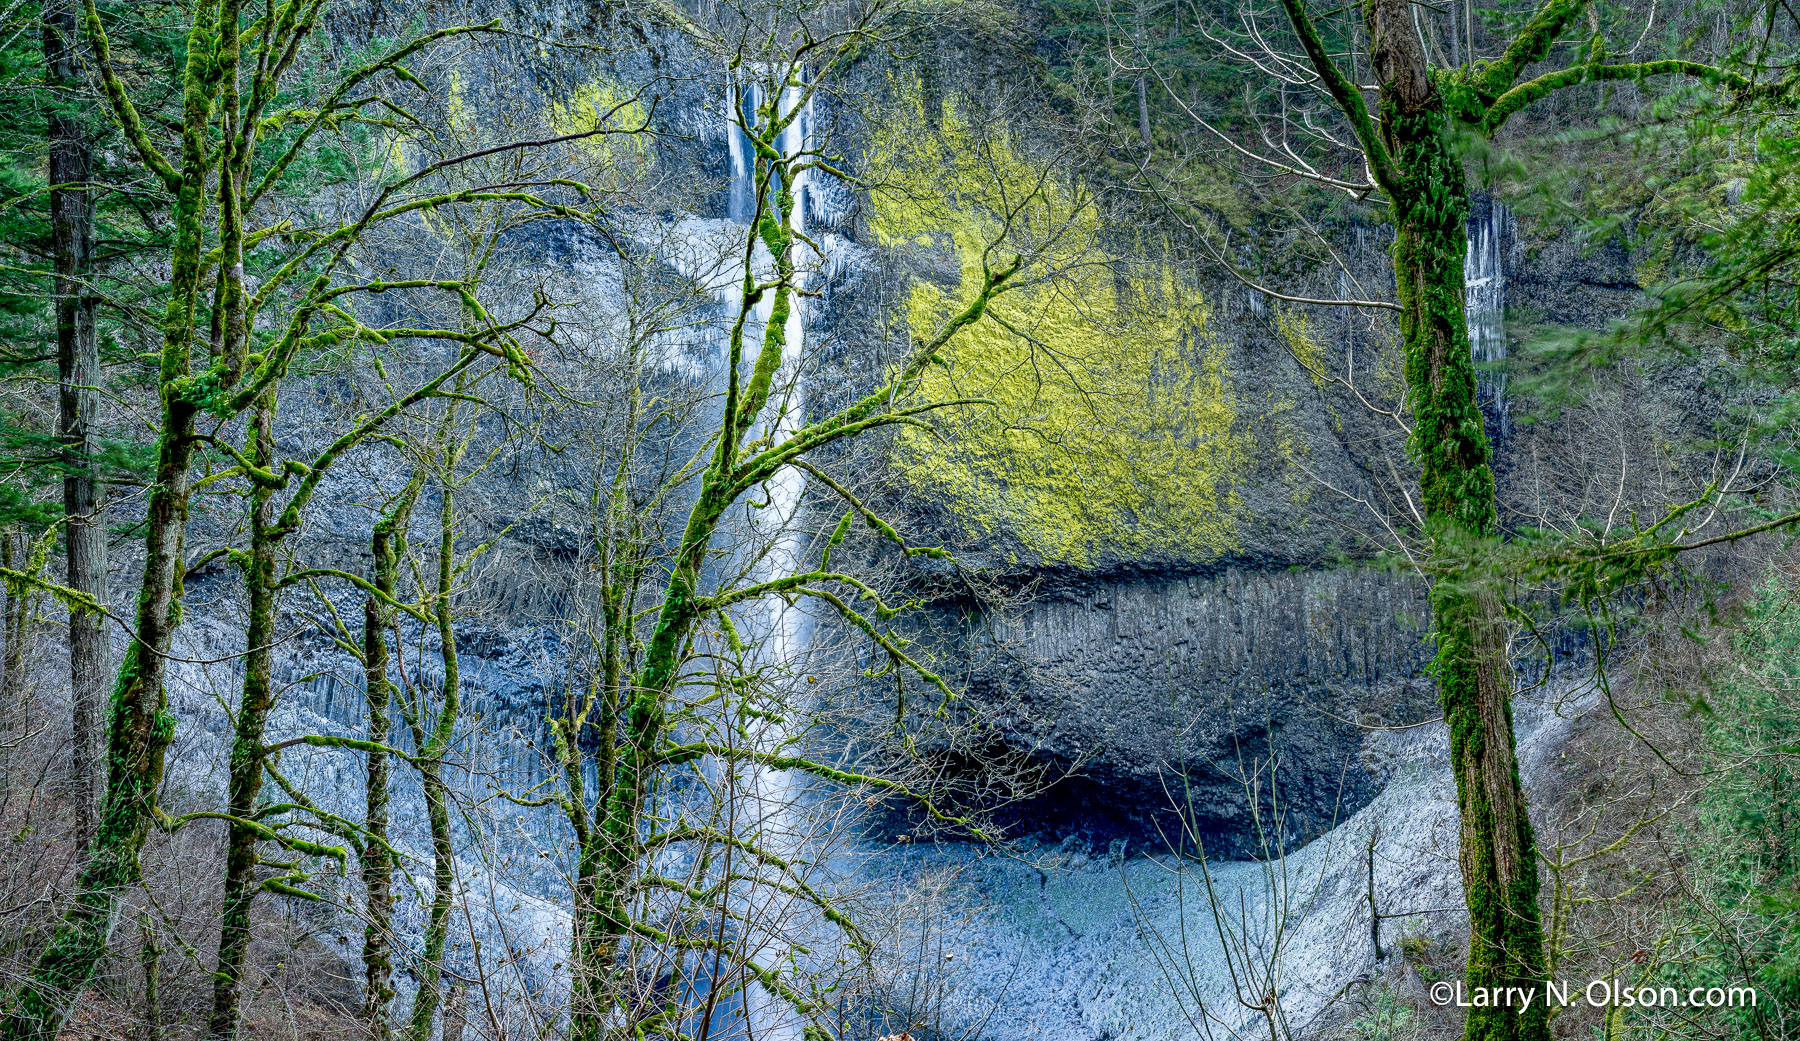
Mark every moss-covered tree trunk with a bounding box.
[577,110,805,1034]
[360,478,420,1041]
[6,3,528,1035]
[4,355,197,1041]
[44,0,110,842]
[0,531,31,706]
[406,757,454,1041]
[1264,0,1751,1036]
[406,756,454,1041]
[205,395,277,1041]
[562,681,615,1041]
[565,734,608,1041]
[0,6,218,1032]
[567,86,1027,1032]
[562,372,640,1041]
[359,584,396,1037]
[139,914,162,1041]
[405,480,461,1041]
[1365,1,1549,1037]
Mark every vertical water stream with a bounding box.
[1465,196,1512,437]
[724,68,815,1041]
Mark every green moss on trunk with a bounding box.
[205,394,278,1041]
[1375,35,1550,1041]
[360,476,420,1041]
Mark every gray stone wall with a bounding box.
[918,565,1438,854]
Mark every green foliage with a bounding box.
[1638,99,1800,447]
[1496,6,1792,437]
[1669,574,1800,1038]
[1350,989,1418,1041]
[0,1,167,535]
[0,5,70,534]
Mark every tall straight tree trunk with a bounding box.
[360,476,420,1041]
[359,593,396,1041]
[205,396,277,1041]
[406,761,453,1041]
[440,985,467,1041]
[43,0,110,842]
[2,6,221,1029]
[1136,75,1152,149]
[4,246,203,1041]
[563,721,598,1041]
[566,725,612,1041]
[4,393,197,1041]
[0,531,30,708]
[1365,1,1548,1038]
[11,3,525,1036]
[139,914,162,1041]
[406,480,460,1041]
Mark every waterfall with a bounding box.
[728,70,813,577]
[607,67,821,1040]
[204,68,829,1039]
[1465,196,1512,437]
[725,68,816,1041]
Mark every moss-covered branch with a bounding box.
[79,0,178,187]
[653,743,991,839]
[1273,0,1400,192]
[1472,0,1589,100]
[1481,59,1751,132]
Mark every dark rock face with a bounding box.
[1510,218,1642,329]
[927,566,1437,856]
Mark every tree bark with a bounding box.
[1365,2,1549,1037]
[360,478,419,1041]
[3,392,196,1041]
[205,396,277,1041]
[406,483,461,1041]
[440,985,467,1041]
[360,589,396,1041]
[0,531,30,709]
[1,4,217,1030]
[564,433,639,1041]
[566,691,625,1041]
[583,121,804,1030]
[44,0,110,843]
[139,914,162,1041]
[406,757,453,1041]
[1136,75,1152,149]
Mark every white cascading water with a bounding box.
[257,71,826,1038]
[1465,197,1512,436]
[724,68,816,1041]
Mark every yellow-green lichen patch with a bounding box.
[1274,306,1332,393]
[869,83,1248,568]
[548,80,652,185]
